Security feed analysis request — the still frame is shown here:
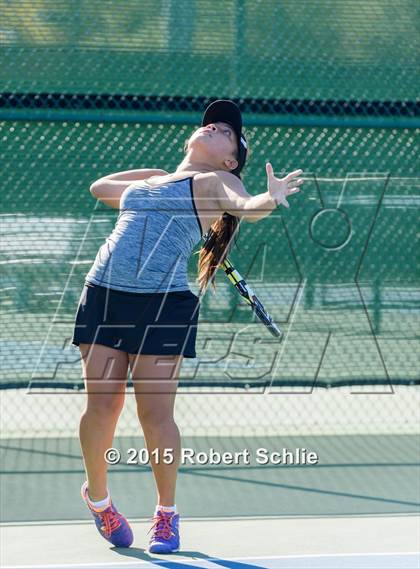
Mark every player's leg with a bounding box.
[129,354,182,507]
[129,353,183,553]
[79,343,129,500]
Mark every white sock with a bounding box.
[88,490,111,511]
[155,504,177,515]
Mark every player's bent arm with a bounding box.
[89,168,168,209]
[214,171,277,223]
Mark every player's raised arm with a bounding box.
[215,164,303,222]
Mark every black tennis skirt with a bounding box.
[71,282,200,358]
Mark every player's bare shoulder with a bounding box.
[193,170,242,198]
[193,171,220,196]
[191,172,227,227]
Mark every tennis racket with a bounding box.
[221,257,282,338]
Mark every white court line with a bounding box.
[3,552,420,569]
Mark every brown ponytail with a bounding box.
[183,130,248,296]
[196,212,240,296]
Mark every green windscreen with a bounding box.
[1,0,418,101]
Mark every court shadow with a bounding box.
[113,546,266,568]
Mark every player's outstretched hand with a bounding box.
[266,163,303,209]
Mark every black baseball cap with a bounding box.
[201,99,248,179]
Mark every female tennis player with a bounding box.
[71,99,303,553]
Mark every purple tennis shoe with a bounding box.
[81,481,133,548]
[148,509,180,553]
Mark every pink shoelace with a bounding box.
[148,511,175,540]
[97,508,121,538]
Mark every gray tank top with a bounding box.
[85,176,204,293]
